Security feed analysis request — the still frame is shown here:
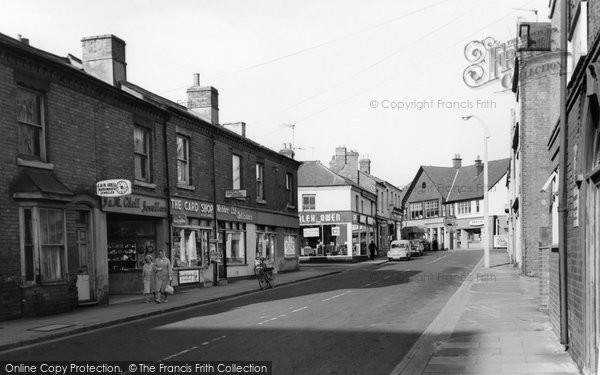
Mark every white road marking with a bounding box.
[291,306,308,313]
[427,254,451,264]
[322,290,351,301]
[159,345,199,360]
[200,336,226,346]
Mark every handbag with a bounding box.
[165,284,174,295]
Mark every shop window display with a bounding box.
[256,226,276,261]
[172,228,209,267]
[107,219,156,271]
[219,222,246,265]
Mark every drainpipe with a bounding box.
[558,0,569,348]
[163,117,173,259]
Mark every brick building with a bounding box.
[543,0,600,372]
[328,146,403,251]
[0,32,300,320]
[402,155,509,251]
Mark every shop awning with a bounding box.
[12,168,74,202]
[402,226,426,234]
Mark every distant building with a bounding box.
[328,146,403,251]
[297,161,376,261]
[402,155,509,250]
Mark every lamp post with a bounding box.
[461,115,491,268]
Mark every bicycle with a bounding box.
[254,257,275,290]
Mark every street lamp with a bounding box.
[461,115,491,268]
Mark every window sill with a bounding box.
[256,199,267,205]
[287,204,296,210]
[134,180,156,189]
[17,158,54,170]
[177,183,196,191]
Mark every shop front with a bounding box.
[454,218,484,249]
[170,197,215,287]
[424,218,445,250]
[102,194,169,294]
[299,211,374,262]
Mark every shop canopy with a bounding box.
[12,168,74,202]
[402,226,426,234]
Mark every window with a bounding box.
[449,204,455,216]
[302,194,315,210]
[220,222,246,264]
[256,163,265,201]
[285,173,294,205]
[361,200,364,213]
[425,200,439,218]
[458,201,472,214]
[355,195,359,211]
[21,207,66,283]
[256,226,276,261]
[410,202,423,220]
[75,210,90,270]
[17,87,45,160]
[177,135,190,185]
[442,205,446,217]
[232,154,241,189]
[134,126,151,182]
[476,200,480,213]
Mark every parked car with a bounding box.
[419,238,431,251]
[409,240,424,256]
[387,240,411,261]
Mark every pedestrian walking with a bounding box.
[154,250,172,303]
[142,255,156,303]
[369,240,377,260]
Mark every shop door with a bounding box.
[449,232,454,250]
[75,210,95,302]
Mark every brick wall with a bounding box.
[518,51,560,277]
[548,250,560,336]
[539,246,550,312]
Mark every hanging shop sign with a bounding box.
[101,194,168,217]
[331,227,341,236]
[172,214,187,226]
[96,179,132,197]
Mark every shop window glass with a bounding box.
[172,228,209,267]
[17,87,45,160]
[225,231,246,264]
[134,126,151,182]
[177,135,190,184]
[257,231,276,261]
[108,219,156,270]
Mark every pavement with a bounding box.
[393,249,582,375]
[0,264,345,352]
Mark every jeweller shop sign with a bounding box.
[96,179,132,197]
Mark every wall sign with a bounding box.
[469,219,485,227]
[299,211,352,225]
[171,198,214,219]
[331,227,340,236]
[96,179,132,197]
[303,228,320,238]
[102,194,168,217]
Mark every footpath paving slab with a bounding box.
[0,266,342,352]
[393,249,581,375]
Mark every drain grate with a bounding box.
[29,324,72,332]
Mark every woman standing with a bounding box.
[142,255,156,303]
[154,250,172,303]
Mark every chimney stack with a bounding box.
[81,34,126,86]
[475,156,483,175]
[17,34,29,45]
[223,122,246,137]
[359,157,371,175]
[187,73,219,125]
[279,143,295,159]
[452,154,462,169]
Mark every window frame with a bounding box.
[409,202,423,220]
[424,200,439,218]
[285,173,294,206]
[232,154,241,190]
[176,134,190,185]
[302,194,316,211]
[134,125,152,182]
[17,86,46,161]
[256,163,265,201]
[458,201,472,214]
[19,205,67,285]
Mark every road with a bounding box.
[1,250,482,375]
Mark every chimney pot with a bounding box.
[193,73,200,86]
[452,154,462,169]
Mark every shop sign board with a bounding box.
[209,249,223,262]
[469,219,485,227]
[225,189,247,198]
[303,227,320,238]
[96,179,132,197]
[331,227,340,236]
[172,214,187,226]
[178,269,200,284]
[101,194,168,217]
[216,204,254,222]
[170,198,214,219]
[299,211,350,225]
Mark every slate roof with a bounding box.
[299,161,362,188]
[446,158,510,202]
[421,166,459,198]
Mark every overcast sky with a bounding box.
[2,0,548,187]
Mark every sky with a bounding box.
[1,0,549,187]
